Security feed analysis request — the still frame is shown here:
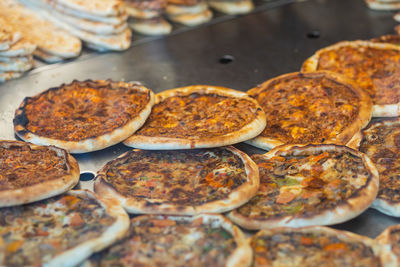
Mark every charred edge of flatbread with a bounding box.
[246,71,372,149]
[14,79,154,152]
[94,146,259,215]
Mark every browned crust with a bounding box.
[376,224,400,264]
[228,144,379,230]
[0,140,80,207]
[250,226,397,267]
[358,118,400,216]
[130,214,252,267]
[246,71,372,150]
[301,40,400,117]
[13,79,155,153]
[124,85,266,150]
[46,190,130,266]
[94,146,260,215]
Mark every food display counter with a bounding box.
[1,0,399,238]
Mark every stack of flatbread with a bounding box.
[366,0,400,10]
[0,22,36,83]
[166,0,213,26]
[207,0,254,15]
[0,0,81,63]
[125,0,172,35]
[18,0,132,52]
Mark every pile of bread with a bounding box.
[126,0,255,35]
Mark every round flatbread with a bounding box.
[0,190,129,267]
[14,80,155,153]
[88,214,252,267]
[302,40,400,117]
[228,144,379,230]
[250,226,396,267]
[371,34,400,45]
[125,0,167,19]
[124,85,266,149]
[208,0,254,15]
[0,140,79,207]
[167,9,213,26]
[376,224,400,264]
[94,146,259,215]
[356,118,400,216]
[130,18,172,35]
[246,71,372,150]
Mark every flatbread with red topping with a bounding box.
[228,144,378,230]
[356,118,400,216]
[94,146,259,215]
[124,85,266,150]
[0,140,79,207]
[0,190,129,267]
[246,71,372,150]
[250,226,396,267]
[302,40,400,117]
[88,214,252,267]
[14,80,154,153]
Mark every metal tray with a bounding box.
[1,0,400,238]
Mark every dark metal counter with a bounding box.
[1,0,400,237]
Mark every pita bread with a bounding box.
[366,0,400,10]
[0,21,21,51]
[166,1,208,15]
[0,71,22,83]
[168,9,212,26]
[0,57,33,72]
[130,18,172,35]
[0,1,82,58]
[125,0,166,19]
[208,0,254,14]
[55,0,124,17]
[33,48,65,63]
[41,9,132,51]
[20,0,128,25]
[0,55,31,62]
[54,11,128,35]
[0,38,36,57]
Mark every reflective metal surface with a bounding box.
[1,0,400,237]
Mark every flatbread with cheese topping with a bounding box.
[124,85,266,149]
[246,71,372,150]
[14,80,154,153]
[0,190,129,267]
[88,214,252,267]
[94,146,259,215]
[302,40,400,117]
[228,144,379,230]
[355,118,400,216]
[250,226,396,266]
[0,140,79,207]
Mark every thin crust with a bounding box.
[89,214,252,267]
[358,118,400,217]
[124,85,266,150]
[250,226,397,267]
[0,140,80,207]
[14,80,155,153]
[0,190,130,266]
[376,224,400,264]
[228,144,379,230]
[94,146,259,215]
[301,40,400,117]
[246,71,372,150]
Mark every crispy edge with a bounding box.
[13,80,155,153]
[0,140,80,207]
